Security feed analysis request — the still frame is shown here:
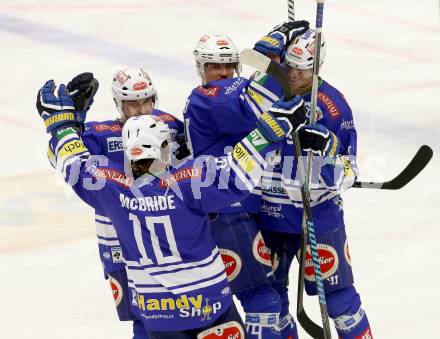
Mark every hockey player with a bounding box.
[36,76,309,338]
[255,27,373,339]
[46,68,185,339]
[183,27,308,339]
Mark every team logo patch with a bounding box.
[133,81,148,90]
[197,321,245,339]
[109,275,123,307]
[253,232,272,266]
[93,123,123,133]
[344,239,352,266]
[111,246,124,263]
[317,92,341,118]
[198,86,220,97]
[304,103,323,121]
[159,167,202,188]
[220,248,242,282]
[300,244,339,281]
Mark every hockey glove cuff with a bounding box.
[37,80,77,134]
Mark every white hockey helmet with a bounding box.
[122,115,170,162]
[285,29,327,71]
[111,67,158,116]
[193,34,241,80]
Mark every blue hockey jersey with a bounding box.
[49,125,280,331]
[184,73,282,213]
[258,79,359,233]
[48,110,184,276]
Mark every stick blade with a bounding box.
[354,145,433,189]
[297,308,325,339]
[240,48,271,72]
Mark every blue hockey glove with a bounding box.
[299,124,340,158]
[67,72,99,127]
[36,79,77,134]
[254,20,309,59]
[257,95,306,142]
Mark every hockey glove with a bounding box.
[299,124,340,158]
[254,20,309,59]
[174,134,191,160]
[257,96,306,142]
[67,72,99,126]
[37,80,77,134]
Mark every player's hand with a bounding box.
[36,79,77,134]
[254,20,309,59]
[299,124,340,158]
[257,96,306,142]
[67,72,99,125]
[269,96,306,134]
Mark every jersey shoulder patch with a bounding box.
[193,77,249,102]
[85,120,123,134]
[317,80,351,120]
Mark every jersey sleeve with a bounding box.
[48,127,110,211]
[193,76,282,135]
[173,128,281,212]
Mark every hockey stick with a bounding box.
[286,1,333,338]
[240,48,331,339]
[353,145,433,189]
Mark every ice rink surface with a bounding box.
[0,0,439,337]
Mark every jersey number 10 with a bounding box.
[129,213,182,265]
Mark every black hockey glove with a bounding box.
[67,72,99,126]
[254,20,309,59]
[257,96,306,142]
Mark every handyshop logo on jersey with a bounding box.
[159,167,202,188]
[109,276,123,307]
[317,92,341,118]
[197,86,220,97]
[180,298,224,320]
[93,168,133,188]
[93,123,123,133]
[136,294,204,312]
[253,232,272,266]
[197,321,245,339]
[220,248,242,281]
[300,244,339,281]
